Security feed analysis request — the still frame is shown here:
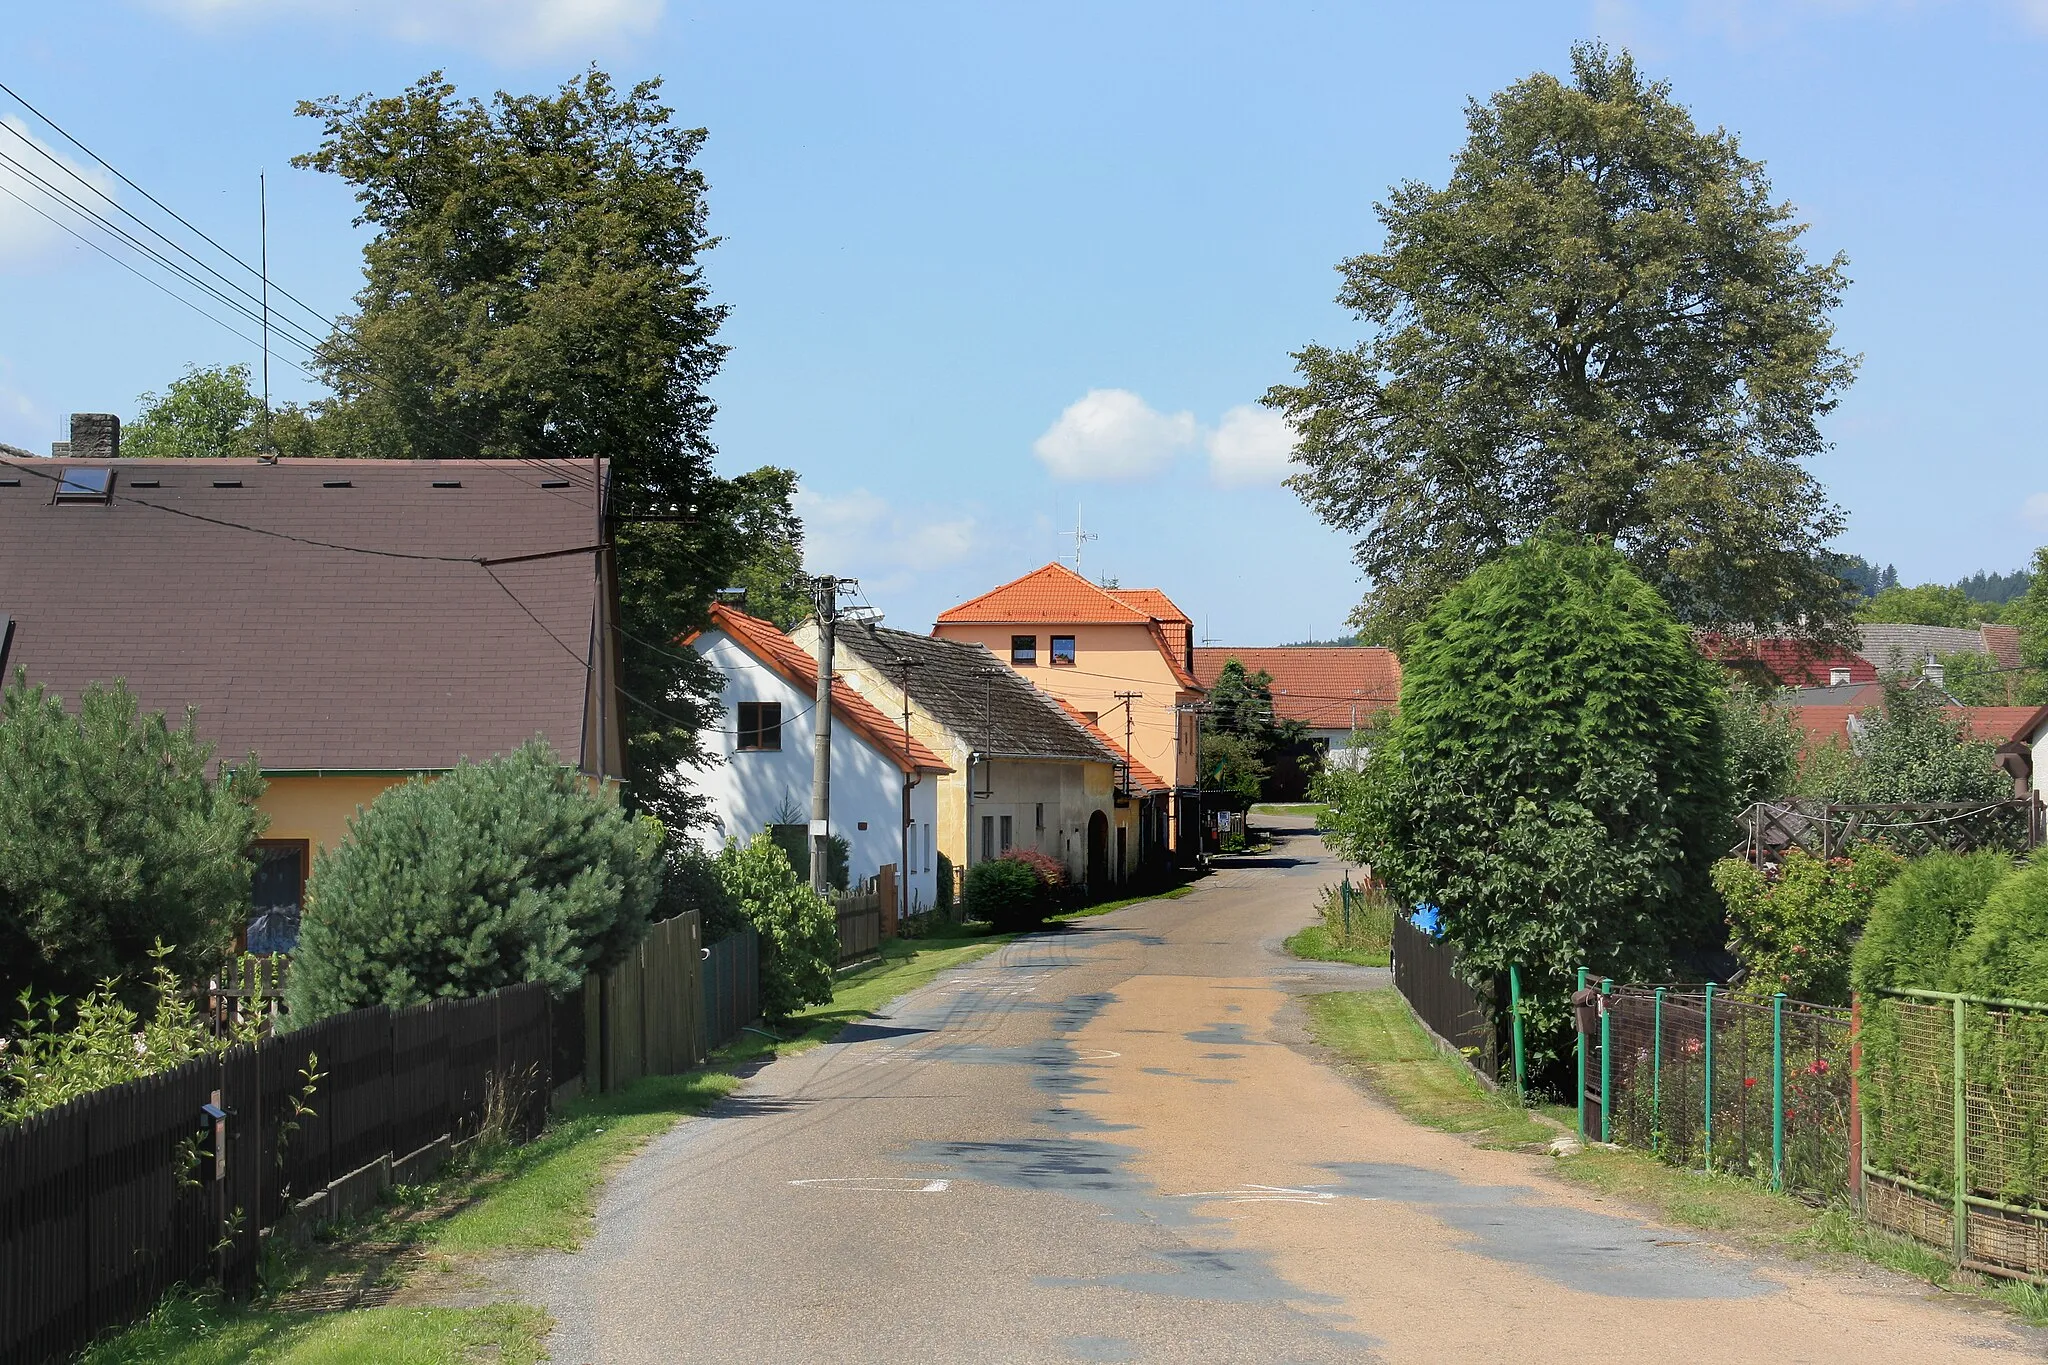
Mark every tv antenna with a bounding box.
[1066,503,1097,574]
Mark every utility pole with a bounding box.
[887,653,927,923]
[1111,690,1141,769]
[803,574,856,894]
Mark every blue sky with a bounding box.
[4,1,2046,643]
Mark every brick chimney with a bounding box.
[67,413,120,460]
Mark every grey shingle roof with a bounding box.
[1856,625,1989,672]
[835,621,1114,763]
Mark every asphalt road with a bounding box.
[508,819,2044,1363]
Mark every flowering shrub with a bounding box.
[1712,845,1903,1004]
[1,945,260,1123]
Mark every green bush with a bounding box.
[714,833,838,1018]
[0,671,266,1010]
[1,947,262,1122]
[1949,861,2048,1002]
[1713,846,1902,1004]
[657,841,745,945]
[1325,535,1732,1077]
[287,741,661,1019]
[1852,850,2012,994]
[766,824,849,892]
[965,857,1046,932]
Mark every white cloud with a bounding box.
[147,0,663,61]
[0,117,117,271]
[2022,492,2048,529]
[1032,388,1198,482]
[1205,404,1296,487]
[795,488,978,589]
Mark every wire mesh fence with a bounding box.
[1862,988,2048,1278]
[1599,985,1853,1203]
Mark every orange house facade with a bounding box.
[933,563,1204,858]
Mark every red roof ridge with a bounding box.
[935,562,1153,625]
[705,604,949,774]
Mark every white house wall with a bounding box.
[687,630,936,909]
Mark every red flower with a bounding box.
[1743,1077,1758,1089]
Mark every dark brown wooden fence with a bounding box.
[702,927,760,1049]
[0,983,551,1365]
[1391,913,1500,1082]
[835,887,883,967]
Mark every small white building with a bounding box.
[687,604,947,909]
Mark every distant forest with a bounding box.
[1834,554,2033,604]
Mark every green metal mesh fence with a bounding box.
[1603,986,1852,1202]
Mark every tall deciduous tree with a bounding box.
[126,363,261,459]
[1269,44,1857,645]
[1322,535,1731,1074]
[291,68,745,832]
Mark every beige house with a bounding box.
[933,563,1202,858]
[799,619,1171,893]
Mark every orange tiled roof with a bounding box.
[1192,647,1402,732]
[1784,703,2038,753]
[936,563,1204,690]
[936,563,1154,626]
[1982,625,2024,673]
[1050,696,1168,793]
[704,605,950,774]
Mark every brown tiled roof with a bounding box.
[1783,703,2038,753]
[1698,634,1875,688]
[1050,696,1167,792]
[704,605,949,774]
[1108,587,1193,661]
[1192,646,1402,731]
[0,456,610,774]
[1981,625,2024,672]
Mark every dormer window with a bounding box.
[1829,667,1851,687]
[53,468,112,504]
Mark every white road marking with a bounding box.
[1172,1183,1367,1205]
[1075,1049,1121,1061]
[789,1177,952,1193]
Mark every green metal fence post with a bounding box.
[1509,965,1527,1102]
[1599,978,1614,1143]
[1771,992,1786,1192]
[1576,967,1589,1139]
[1652,987,1665,1155]
[1953,993,1968,1266]
[1703,982,1716,1172]
[1341,875,1352,937]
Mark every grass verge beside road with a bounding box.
[1285,883,1393,968]
[1051,883,1194,924]
[84,927,1016,1363]
[1306,985,2048,1325]
[1252,803,1329,821]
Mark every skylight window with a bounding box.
[53,468,112,503]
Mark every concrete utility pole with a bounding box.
[804,575,855,894]
[888,653,927,922]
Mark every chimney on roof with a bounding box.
[1923,654,1944,687]
[67,413,120,460]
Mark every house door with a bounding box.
[1087,811,1109,893]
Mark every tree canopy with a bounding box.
[287,67,789,833]
[1856,583,1984,628]
[0,671,266,1009]
[1320,535,1731,1072]
[1269,44,1857,646]
[126,364,262,459]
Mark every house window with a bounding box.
[924,823,932,873]
[1829,667,1851,687]
[737,701,782,751]
[1036,803,1045,831]
[982,815,996,861]
[1011,635,1038,665]
[1000,815,1014,852]
[248,840,308,955]
[1050,635,1076,666]
[53,467,113,504]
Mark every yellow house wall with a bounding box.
[256,775,413,861]
[931,622,1195,790]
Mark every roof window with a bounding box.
[53,467,112,503]
[432,480,462,489]
[323,479,353,488]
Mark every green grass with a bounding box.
[1251,803,1330,820]
[1303,990,1550,1148]
[1050,883,1194,923]
[1284,923,1389,968]
[80,1298,547,1365]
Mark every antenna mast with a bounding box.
[259,170,271,451]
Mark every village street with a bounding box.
[502,818,2043,1364]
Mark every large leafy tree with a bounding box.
[0,672,266,1009]
[1269,44,1857,645]
[291,68,751,832]
[1856,583,1983,628]
[1323,535,1731,1073]
[126,363,262,459]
